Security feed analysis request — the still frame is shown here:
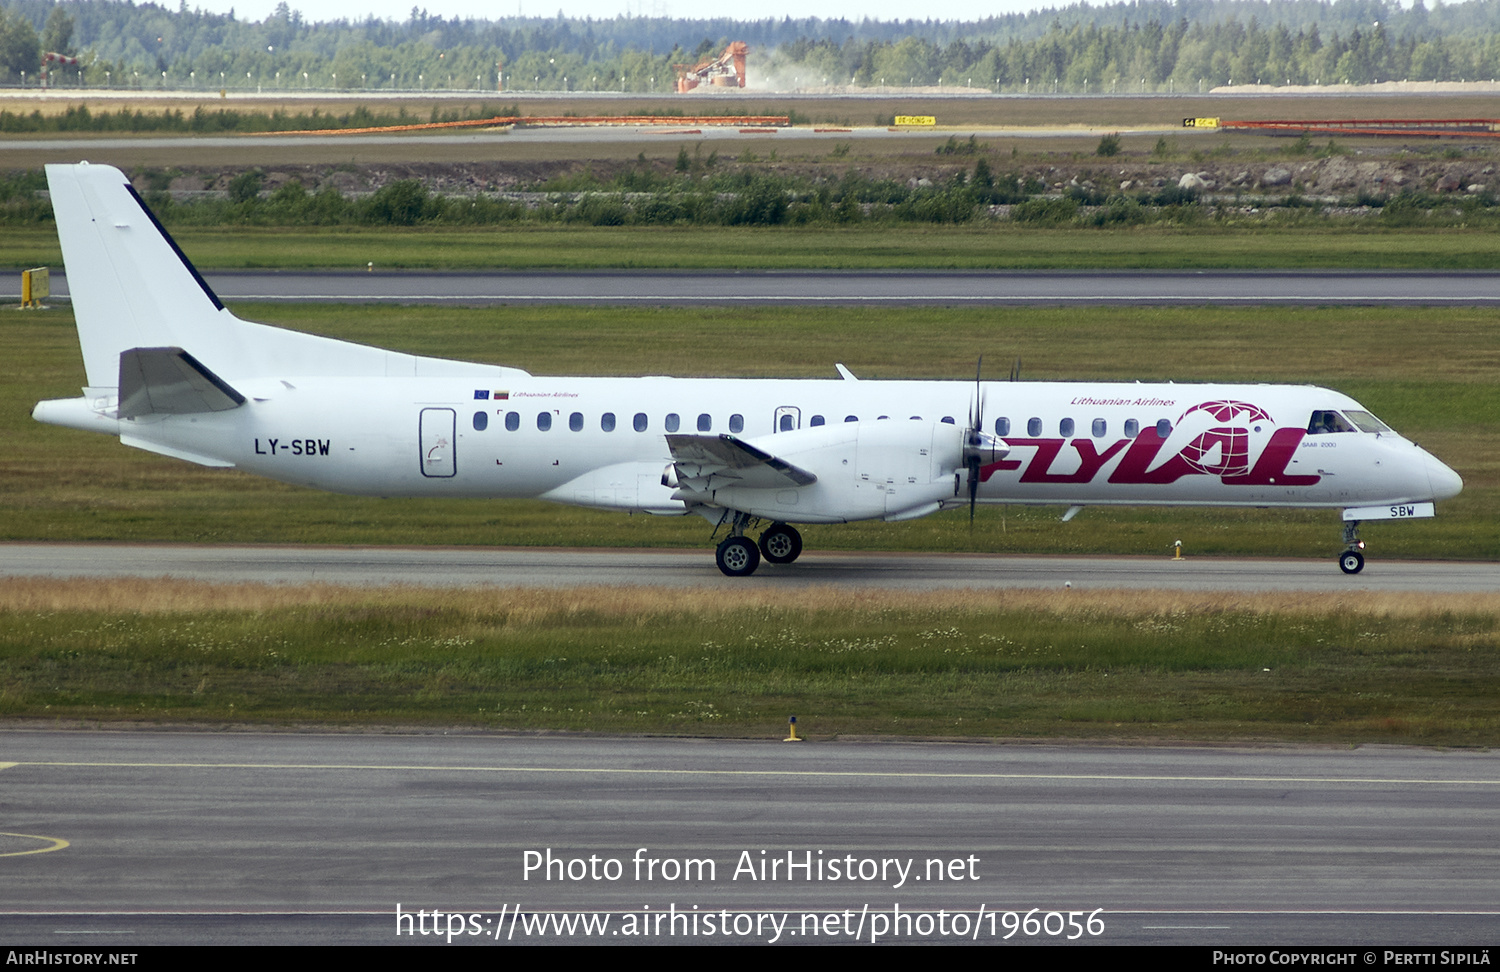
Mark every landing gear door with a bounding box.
[420,407,456,478]
[773,406,801,433]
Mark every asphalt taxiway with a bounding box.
[15,268,1500,306]
[2,732,1496,945]
[3,544,1497,592]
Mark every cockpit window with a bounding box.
[1342,409,1392,434]
[1308,410,1357,434]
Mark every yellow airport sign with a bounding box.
[19,267,48,309]
[894,115,937,126]
[1182,117,1221,128]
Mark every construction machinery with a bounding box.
[675,42,747,93]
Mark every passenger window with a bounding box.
[537,412,552,431]
[1092,418,1106,437]
[845,415,858,423]
[909,415,922,421]
[633,412,648,432]
[1156,419,1172,438]
[941,416,955,425]
[504,411,520,432]
[779,413,795,432]
[995,417,1010,436]
[810,415,825,426]
[877,415,890,420]
[601,412,616,432]
[1060,418,1075,437]
[665,413,680,433]
[729,413,744,433]
[697,413,712,432]
[569,412,584,432]
[1027,417,1042,436]
[1124,418,1139,438]
[472,411,488,431]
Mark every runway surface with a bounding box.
[0,125,1130,158]
[4,543,1497,592]
[2,731,1496,946]
[16,269,1500,306]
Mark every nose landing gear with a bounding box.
[1339,520,1366,575]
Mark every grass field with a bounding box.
[4,302,1495,559]
[3,579,1495,744]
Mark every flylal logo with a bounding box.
[981,399,1321,488]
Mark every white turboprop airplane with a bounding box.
[33,162,1464,576]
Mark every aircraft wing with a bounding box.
[665,433,818,491]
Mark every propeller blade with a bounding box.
[973,355,984,431]
[968,457,980,524]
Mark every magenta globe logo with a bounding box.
[1173,400,1274,477]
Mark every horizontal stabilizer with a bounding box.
[666,434,817,490]
[118,347,246,418]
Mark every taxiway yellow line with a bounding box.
[0,833,70,857]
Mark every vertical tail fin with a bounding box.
[46,161,527,384]
[46,162,231,388]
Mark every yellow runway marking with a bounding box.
[0,833,70,857]
[10,761,1499,786]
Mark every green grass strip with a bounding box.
[3,582,1495,744]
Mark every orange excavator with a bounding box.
[675,42,747,92]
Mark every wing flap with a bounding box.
[666,433,817,490]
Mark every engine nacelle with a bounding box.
[704,420,967,523]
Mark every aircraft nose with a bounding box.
[1425,453,1464,501]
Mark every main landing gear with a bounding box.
[714,520,804,577]
[758,523,803,565]
[1339,519,1366,575]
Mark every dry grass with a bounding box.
[3,576,1494,741]
[3,576,1495,620]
